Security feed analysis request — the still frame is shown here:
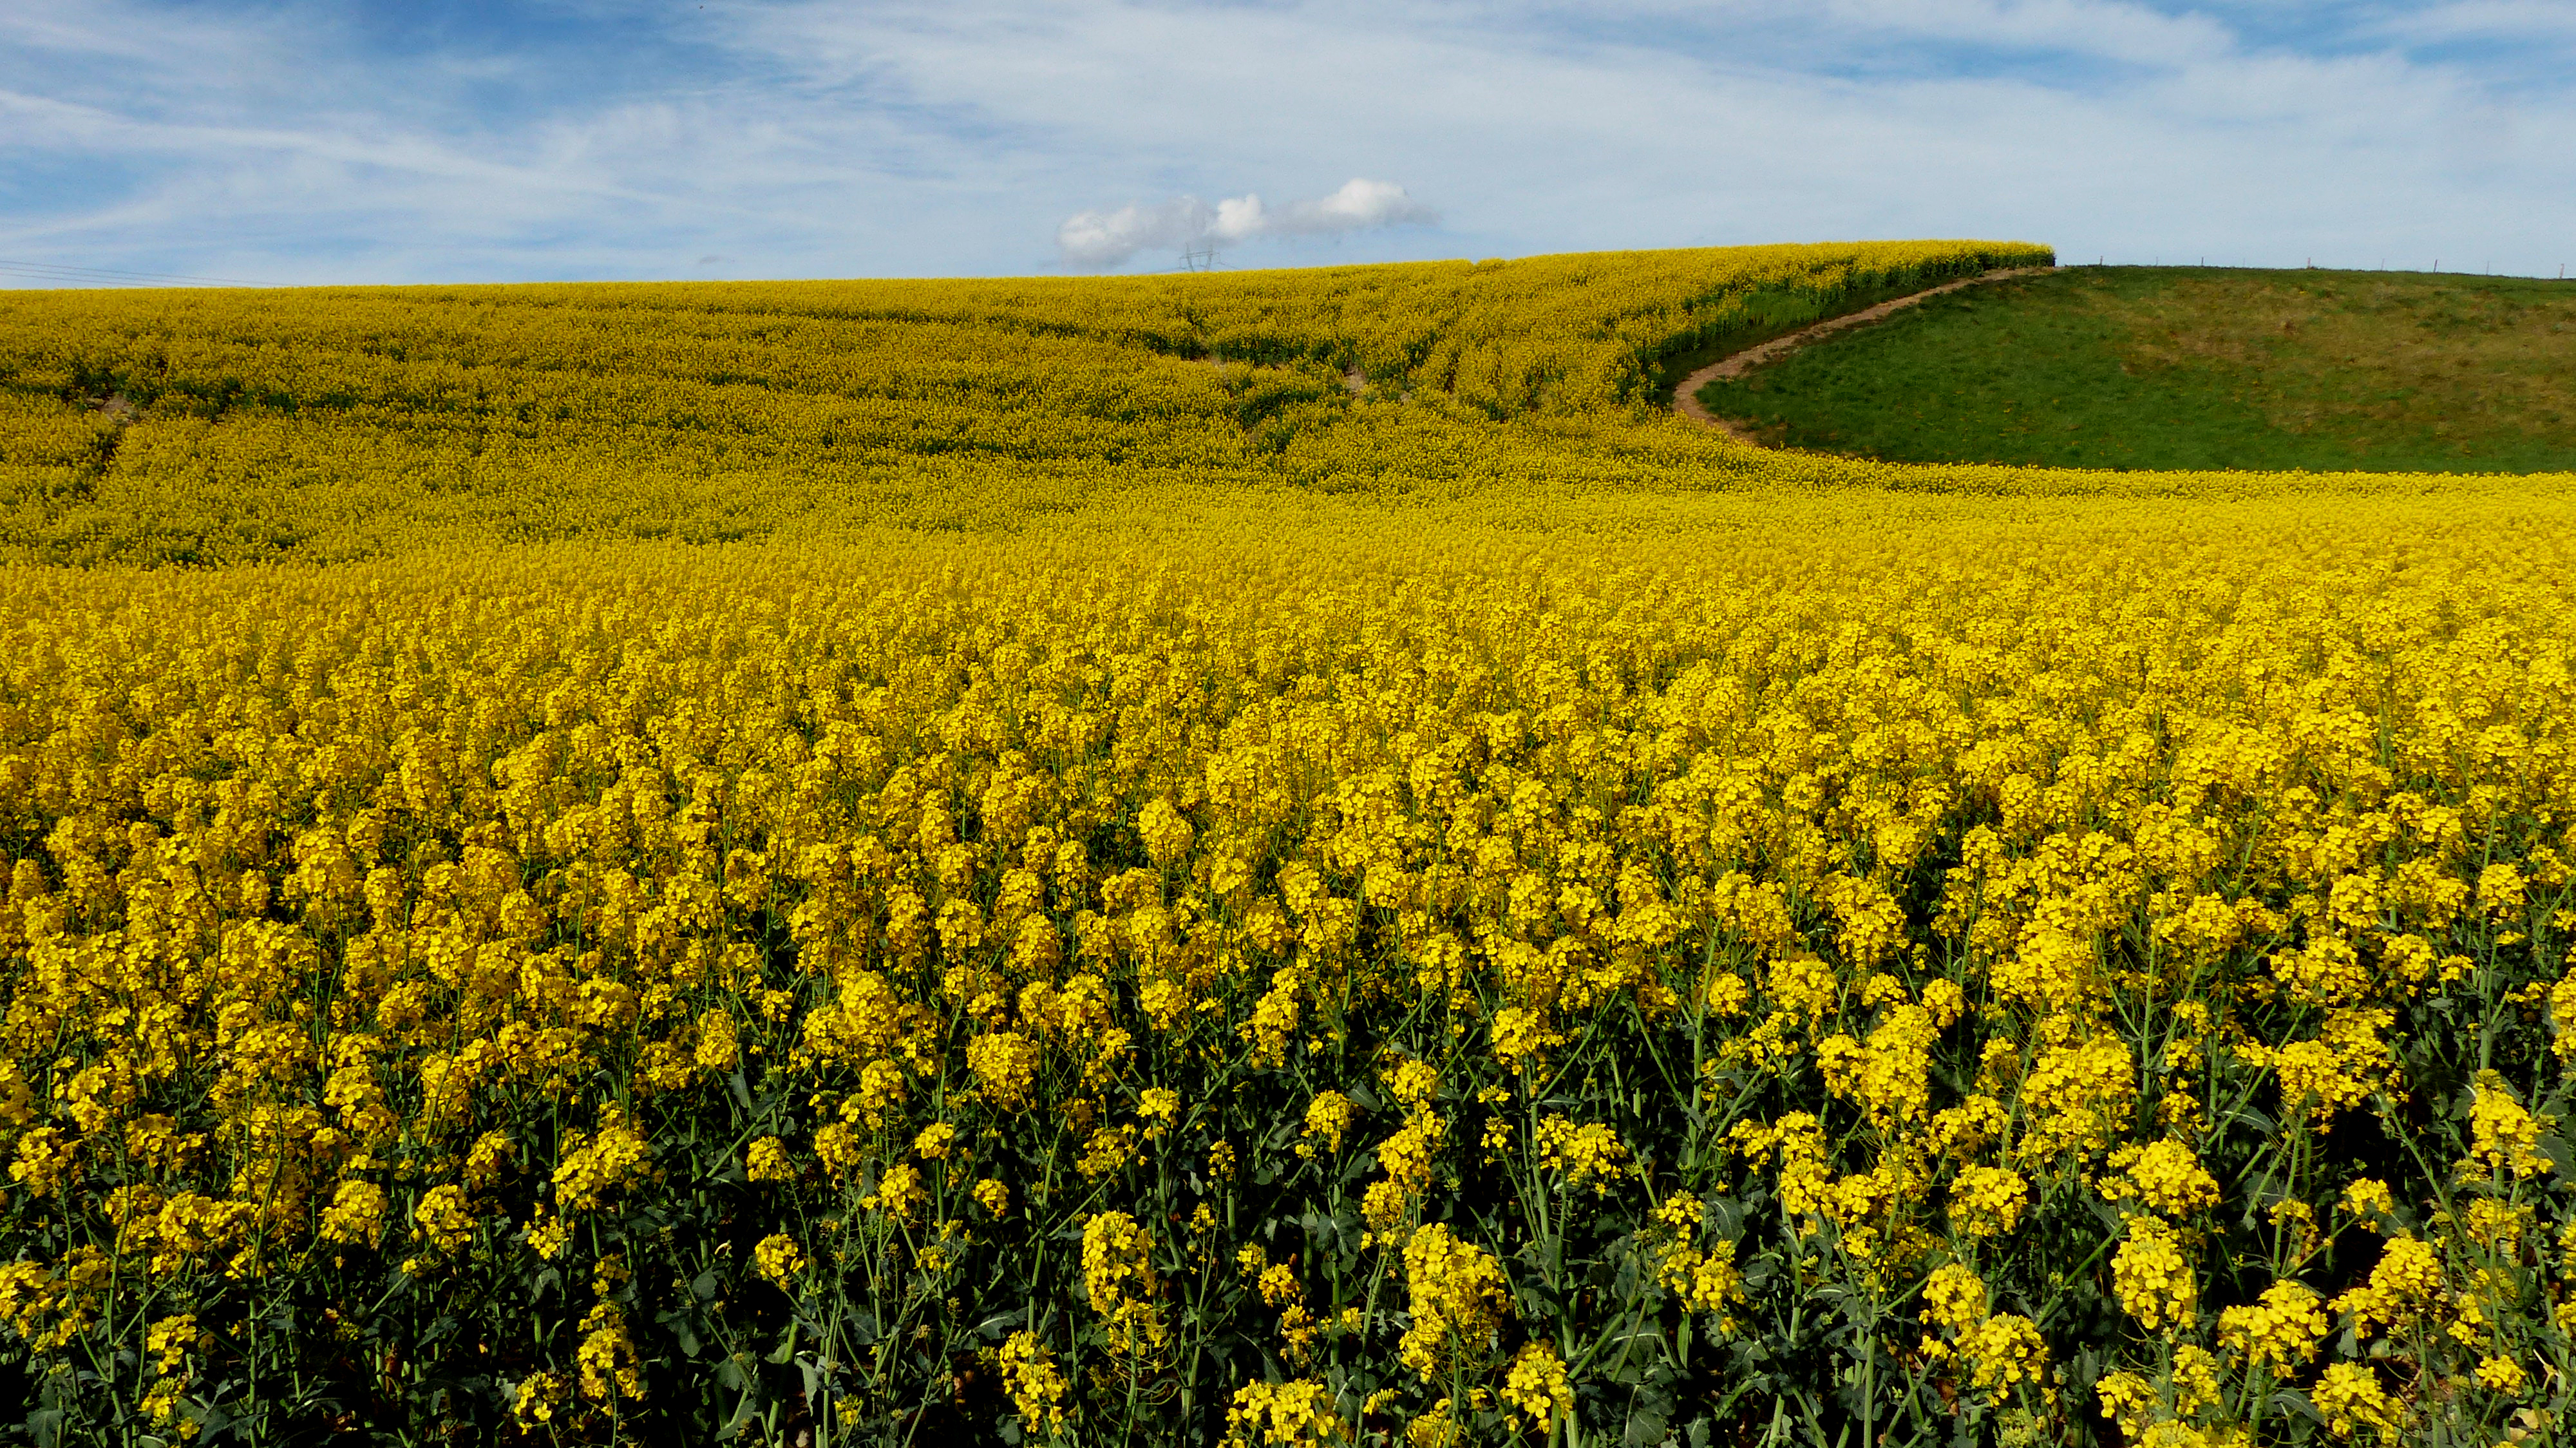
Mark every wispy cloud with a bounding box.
[1,0,2571,284]
[1058,180,1437,268]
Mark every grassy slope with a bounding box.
[1643,276,1937,402]
[1696,267,2576,473]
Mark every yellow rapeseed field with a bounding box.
[5,240,2576,1447]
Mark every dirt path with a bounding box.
[1672,267,2055,443]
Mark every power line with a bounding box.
[0,261,252,287]
[0,258,261,285]
[0,258,263,287]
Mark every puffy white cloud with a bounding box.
[1263,179,1439,236]
[1057,180,1435,267]
[1057,198,1210,267]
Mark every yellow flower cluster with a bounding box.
[1224,1377,1345,1447]
[574,1302,645,1404]
[2110,1141,2221,1217]
[2313,1362,2405,1442]
[1499,1340,1573,1436]
[2216,1280,2331,1377]
[1917,1262,2048,1402]
[1532,1115,1628,1193]
[752,1232,806,1287]
[2460,1071,2554,1181]
[1947,1165,2029,1240]
[1397,1224,1510,1380]
[1083,1210,1166,1357]
[1000,1329,1069,1434]
[2332,1235,2447,1337]
[2112,1217,2199,1332]
[1298,1091,1357,1157]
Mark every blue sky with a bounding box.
[3,1,2572,285]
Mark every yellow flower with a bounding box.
[553,1107,654,1215]
[2313,1362,2402,1442]
[575,1302,646,1403]
[2111,1215,2197,1332]
[1501,1340,1574,1435]
[145,1314,200,1376]
[465,1130,516,1190]
[1921,1262,1988,1338]
[967,1031,1043,1110]
[1489,1007,1553,1075]
[864,1163,927,1224]
[316,1180,388,1248]
[753,1233,806,1287]
[2112,1140,2219,1217]
[2217,1280,2328,1376]
[2476,1355,2528,1395]
[1365,1112,1444,1231]
[512,1371,567,1428]
[2331,1235,2444,1337]
[1533,1115,1628,1192]
[524,1208,573,1261]
[2096,1370,2154,1444]
[1299,1091,1358,1156]
[999,1331,1068,1433]
[746,1136,795,1183]
[411,1185,475,1255]
[2341,1177,2397,1224]
[13,241,2576,1446]
[1948,1165,2029,1239]
[1256,1262,1302,1306]
[1814,1002,1938,1127]
[1959,1314,2047,1397]
[7,1127,79,1199]
[1078,1125,1137,1179]
[1081,1211,1164,1356]
[816,1122,866,1183]
[1139,798,1197,870]
[694,1009,741,1071]
[2459,1072,2553,1181]
[1386,1060,1441,1112]
[1397,1223,1509,1380]
[2459,1197,2530,1250]
[1225,1377,1345,1447]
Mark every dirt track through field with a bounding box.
[1672,267,2056,443]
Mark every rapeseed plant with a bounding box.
[1,237,2574,1443]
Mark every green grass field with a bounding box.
[1696,266,2576,472]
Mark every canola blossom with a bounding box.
[2,240,2575,1445]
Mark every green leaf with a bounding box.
[2268,1389,2324,1427]
[1624,1381,1675,1445]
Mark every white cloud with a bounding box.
[1057,179,1435,267]
[1057,198,1209,267]
[1794,0,2238,66]
[2370,1,2576,43]
[1262,178,1439,236]
[1,0,2571,283]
